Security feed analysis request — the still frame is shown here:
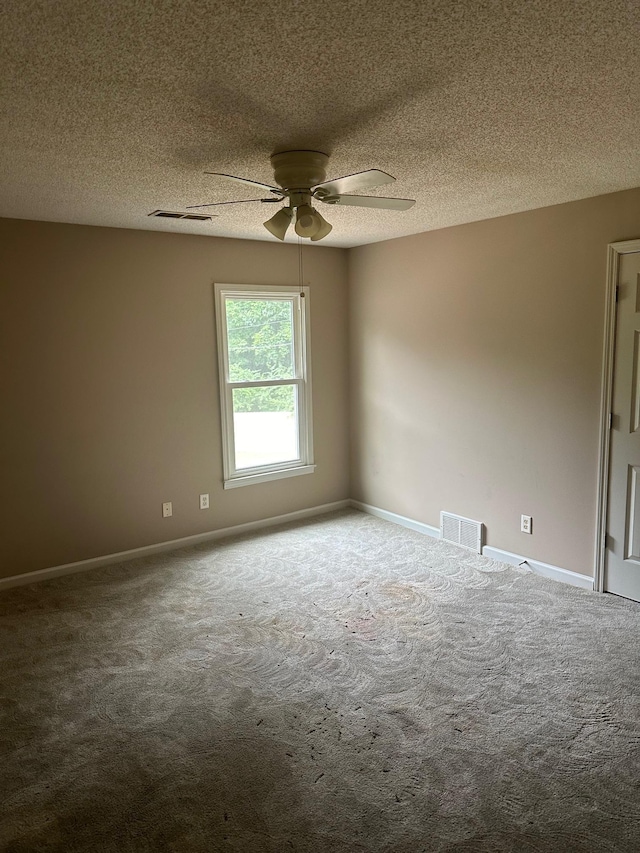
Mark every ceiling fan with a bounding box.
[186,150,416,242]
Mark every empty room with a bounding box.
[1,1,639,851]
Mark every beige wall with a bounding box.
[0,219,349,579]
[4,186,640,583]
[349,187,640,577]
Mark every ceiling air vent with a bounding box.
[148,210,213,221]
[440,511,483,553]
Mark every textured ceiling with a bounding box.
[1,0,640,248]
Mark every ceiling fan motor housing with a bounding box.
[271,150,328,191]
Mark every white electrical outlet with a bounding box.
[199,493,209,510]
[162,501,173,518]
[521,514,532,534]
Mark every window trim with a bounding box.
[214,283,314,489]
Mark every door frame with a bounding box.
[595,239,640,592]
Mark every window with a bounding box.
[215,283,314,488]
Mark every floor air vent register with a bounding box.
[440,512,484,553]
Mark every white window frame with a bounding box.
[214,283,314,489]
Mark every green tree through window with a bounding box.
[225,298,295,412]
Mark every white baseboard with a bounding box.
[0,499,351,592]
[350,500,441,539]
[351,499,593,591]
[482,546,594,590]
[0,498,595,594]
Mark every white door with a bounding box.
[606,250,640,601]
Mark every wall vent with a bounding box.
[440,511,483,553]
[148,210,213,221]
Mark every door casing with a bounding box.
[595,239,640,592]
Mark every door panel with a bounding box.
[625,465,640,561]
[606,251,640,600]
[630,331,640,433]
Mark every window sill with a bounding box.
[224,464,316,490]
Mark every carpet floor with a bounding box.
[1,509,639,852]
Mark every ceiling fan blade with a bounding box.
[320,194,416,210]
[313,169,395,197]
[186,198,281,209]
[204,172,283,195]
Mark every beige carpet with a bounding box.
[1,509,639,852]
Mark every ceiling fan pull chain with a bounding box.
[298,235,305,296]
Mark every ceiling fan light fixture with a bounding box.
[263,206,293,240]
[294,204,322,238]
[309,211,332,241]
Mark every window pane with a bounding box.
[232,385,298,470]
[226,298,294,382]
